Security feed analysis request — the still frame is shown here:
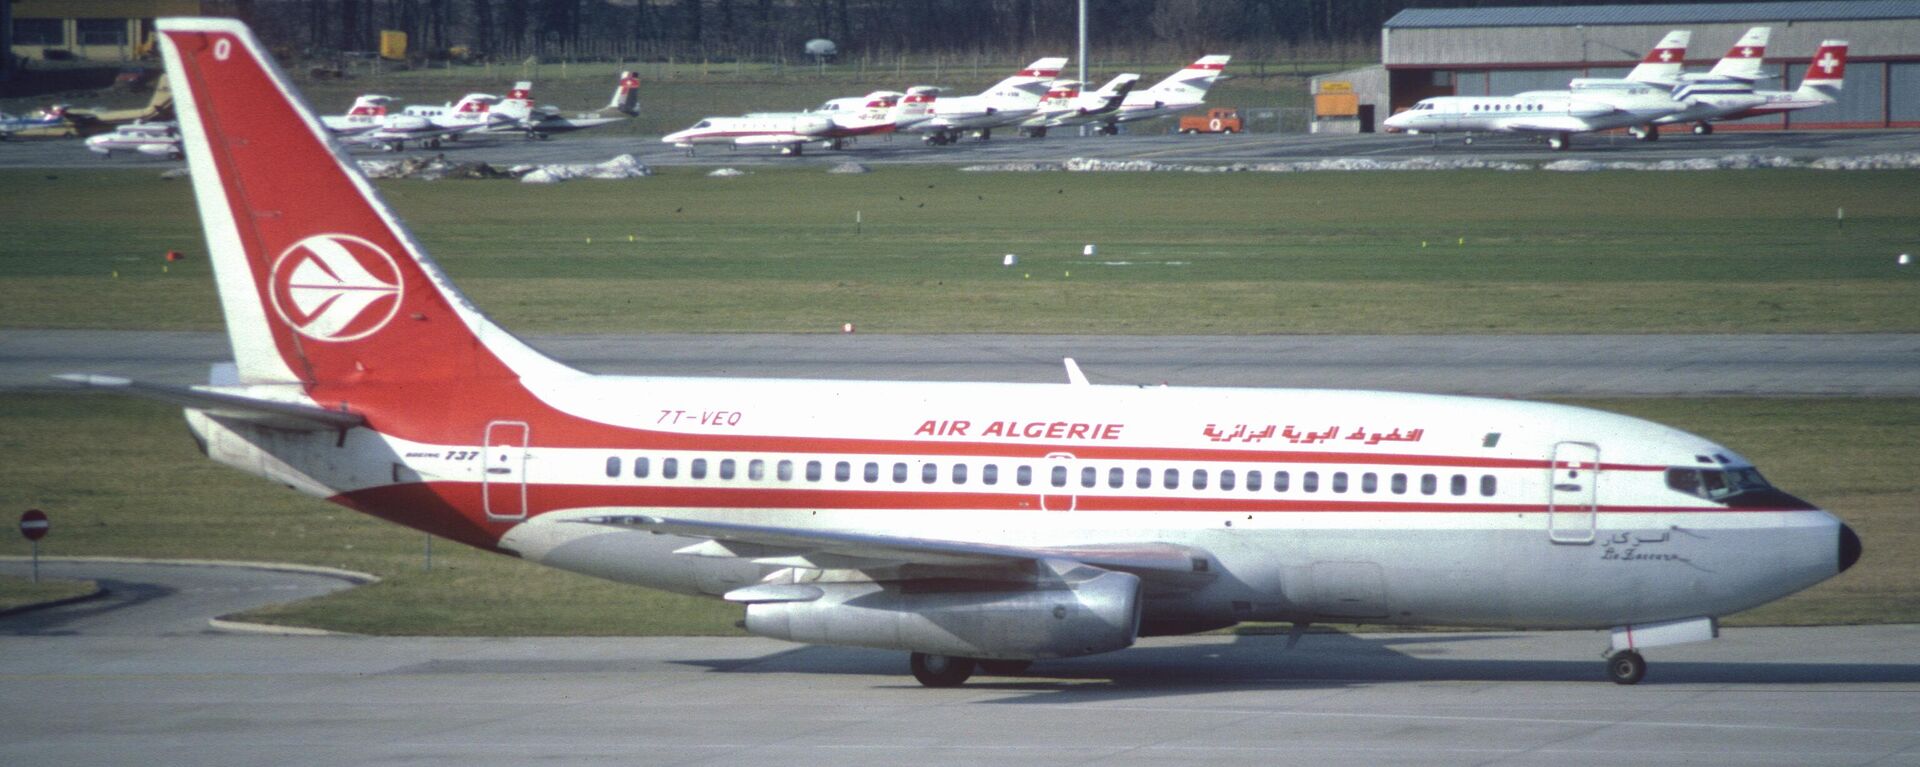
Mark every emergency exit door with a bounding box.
[484,420,530,520]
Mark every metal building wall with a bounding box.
[1386,20,1920,68]
[1893,63,1920,125]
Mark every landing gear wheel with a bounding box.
[1462,135,1474,145]
[1693,122,1713,135]
[1608,650,1647,685]
[977,659,1033,675]
[910,653,975,687]
[1548,133,1570,151]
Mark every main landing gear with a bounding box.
[1692,122,1714,135]
[1547,132,1571,151]
[1607,650,1648,685]
[908,653,1034,687]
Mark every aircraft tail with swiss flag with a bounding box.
[155,17,569,392]
[1797,40,1848,99]
[1624,30,1690,85]
[1708,27,1771,82]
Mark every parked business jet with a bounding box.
[901,57,1066,145]
[663,113,842,155]
[1592,27,1771,139]
[490,72,640,139]
[82,121,182,159]
[85,18,1860,689]
[1091,55,1231,134]
[1659,37,1845,136]
[402,92,511,134]
[1384,80,1684,150]
[318,94,396,137]
[1017,73,1141,137]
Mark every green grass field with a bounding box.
[0,393,1912,634]
[3,167,1916,334]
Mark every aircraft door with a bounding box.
[1040,452,1077,511]
[1547,441,1599,544]
[484,420,530,520]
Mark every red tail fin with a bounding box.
[159,19,559,388]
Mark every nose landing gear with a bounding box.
[1607,650,1647,685]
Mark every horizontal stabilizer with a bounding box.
[55,374,364,431]
[572,514,1215,585]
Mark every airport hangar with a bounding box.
[1311,0,1920,133]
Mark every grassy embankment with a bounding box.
[0,394,1912,634]
[1,167,1915,334]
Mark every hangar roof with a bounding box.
[1384,0,1920,29]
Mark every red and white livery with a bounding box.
[79,18,1862,689]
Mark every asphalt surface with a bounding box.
[5,126,1918,169]
[6,329,1918,396]
[1,558,1917,766]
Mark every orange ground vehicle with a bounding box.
[1178,107,1242,134]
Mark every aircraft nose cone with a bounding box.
[1839,523,1863,574]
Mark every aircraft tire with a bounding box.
[1548,133,1570,151]
[1693,122,1713,135]
[977,659,1033,675]
[910,653,975,687]
[1607,650,1647,685]
[1463,135,1474,145]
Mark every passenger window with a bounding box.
[983,464,999,485]
[748,459,765,481]
[1081,466,1098,488]
[1480,475,1497,497]
[1017,466,1033,486]
[1220,470,1236,491]
[719,459,736,480]
[834,461,850,482]
[1163,468,1180,490]
[892,462,908,483]
[1303,471,1319,492]
[1331,472,1347,493]
[808,460,824,482]
[1136,467,1152,489]
[864,462,880,483]
[1362,473,1377,493]
[1421,474,1437,495]
[634,456,650,479]
[605,456,621,477]
[1451,474,1468,496]
[1051,465,1067,487]
[1192,469,1209,490]
[1246,470,1262,491]
[1108,467,1124,488]
[922,463,938,484]
[952,464,968,484]
[662,457,679,479]
[691,458,708,480]
[778,460,794,482]
[1391,473,1406,494]
[1274,471,1289,492]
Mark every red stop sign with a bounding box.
[19,509,48,542]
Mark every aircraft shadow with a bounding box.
[676,630,1920,701]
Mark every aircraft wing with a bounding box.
[1501,116,1601,133]
[56,374,364,431]
[572,513,1216,587]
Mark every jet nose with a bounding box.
[1839,523,1862,574]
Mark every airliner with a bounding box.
[79,18,1860,689]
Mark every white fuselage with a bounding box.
[189,375,1846,632]
[663,114,836,148]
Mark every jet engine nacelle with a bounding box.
[736,568,1142,660]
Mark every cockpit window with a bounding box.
[693,120,712,128]
[1666,466,1771,501]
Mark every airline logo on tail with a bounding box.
[1805,41,1847,86]
[269,234,404,342]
